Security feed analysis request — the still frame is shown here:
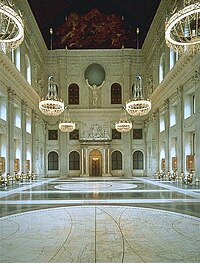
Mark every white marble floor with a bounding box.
[0,206,199,263]
[0,177,200,262]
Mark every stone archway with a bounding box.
[89,149,102,176]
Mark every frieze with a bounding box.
[191,66,200,85]
[80,123,110,141]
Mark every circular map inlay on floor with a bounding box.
[0,206,199,263]
[54,181,137,191]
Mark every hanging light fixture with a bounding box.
[39,28,64,116]
[165,0,200,53]
[125,28,151,117]
[115,107,132,132]
[59,107,75,132]
[0,0,24,51]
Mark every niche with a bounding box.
[14,158,20,172]
[0,157,5,172]
[161,158,165,171]
[186,155,195,171]
[26,160,30,172]
[172,157,178,170]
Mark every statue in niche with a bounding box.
[86,79,105,106]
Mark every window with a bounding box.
[69,151,80,170]
[159,53,165,83]
[170,106,176,127]
[112,151,122,170]
[133,151,143,169]
[169,48,176,70]
[184,95,192,119]
[133,129,142,139]
[25,54,31,84]
[48,151,59,170]
[70,129,79,140]
[26,115,31,134]
[111,83,122,104]
[192,95,195,114]
[160,114,165,132]
[0,97,6,121]
[15,107,21,128]
[48,130,58,140]
[68,83,79,104]
[15,47,20,71]
[112,129,121,139]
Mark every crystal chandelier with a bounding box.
[165,0,200,53]
[59,108,75,132]
[39,76,64,116]
[0,0,24,51]
[126,75,151,117]
[115,107,132,132]
[126,28,151,117]
[39,28,64,116]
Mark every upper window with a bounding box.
[26,114,31,133]
[69,151,80,170]
[48,151,59,170]
[68,83,79,105]
[0,97,7,121]
[169,48,176,70]
[159,53,165,83]
[15,47,21,71]
[133,150,143,170]
[170,106,176,127]
[112,151,122,170]
[25,54,31,84]
[160,114,165,132]
[15,107,21,128]
[184,94,195,119]
[192,95,195,114]
[111,83,122,104]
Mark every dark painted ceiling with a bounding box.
[27,0,161,49]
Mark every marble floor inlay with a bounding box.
[0,206,199,263]
[54,181,137,192]
[0,177,200,262]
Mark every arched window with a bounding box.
[133,151,143,170]
[68,83,79,104]
[112,150,122,170]
[48,151,59,170]
[69,151,80,170]
[159,53,165,83]
[111,83,122,104]
[25,54,31,84]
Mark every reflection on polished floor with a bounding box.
[0,177,200,263]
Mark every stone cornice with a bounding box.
[150,52,199,110]
[0,51,40,112]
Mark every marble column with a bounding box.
[176,86,184,173]
[194,71,200,179]
[7,88,15,175]
[31,110,38,174]
[21,101,27,173]
[164,99,170,172]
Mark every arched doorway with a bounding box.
[89,149,102,176]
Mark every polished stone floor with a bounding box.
[0,177,200,262]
